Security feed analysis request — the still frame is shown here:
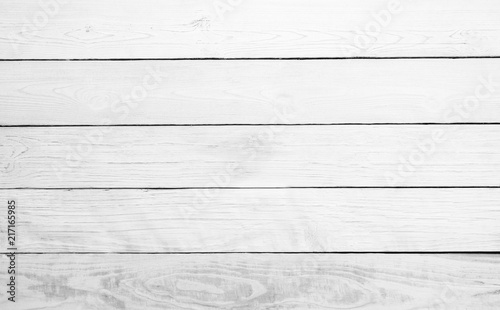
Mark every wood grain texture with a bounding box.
[1,254,499,309]
[1,126,500,188]
[1,0,500,59]
[0,60,499,125]
[1,188,500,252]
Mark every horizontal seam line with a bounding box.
[1,56,500,61]
[2,123,500,127]
[2,187,500,190]
[3,252,500,255]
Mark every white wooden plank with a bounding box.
[1,0,500,58]
[1,126,500,188]
[0,254,499,309]
[1,188,499,252]
[0,60,499,125]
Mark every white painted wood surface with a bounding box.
[0,254,499,309]
[1,188,499,252]
[2,0,500,308]
[1,0,500,58]
[1,126,500,188]
[0,60,499,125]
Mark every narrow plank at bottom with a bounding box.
[0,254,499,309]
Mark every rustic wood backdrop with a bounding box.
[1,0,500,309]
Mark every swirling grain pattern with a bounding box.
[1,254,499,309]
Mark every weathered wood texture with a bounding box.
[1,254,499,309]
[1,189,500,252]
[1,126,500,188]
[2,0,500,307]
[0,60,499,125]
[1,0,500,59]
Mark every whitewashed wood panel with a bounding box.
[0,60,499,125]
[0,254,499,309]
[1,188,499,252]
[1,0,500,58]
[1,126,500,188]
